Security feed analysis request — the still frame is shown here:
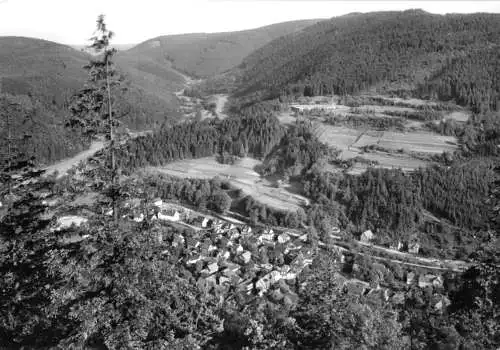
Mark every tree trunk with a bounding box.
[105,52,118,223]
[7,112,12,196]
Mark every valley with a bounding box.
[1,9,499,350]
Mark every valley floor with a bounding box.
[147,157,308,211]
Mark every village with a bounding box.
[47,194,457,313]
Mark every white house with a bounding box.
[158,210,180,222]
[360,230,374,243]
[55,216,88,231]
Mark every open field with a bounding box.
[376,131,457,153]
[278,94,462,173]
[147,157,308,211]
[318,124,456,170]
[444,111,470,122]
[314,123,457,155]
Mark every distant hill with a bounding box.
[0,37,89,104]
[234,10,500,112]
[122,19,321,78]
[0,37,180,165]
[71,43,136,52]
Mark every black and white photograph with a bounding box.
[0,0,499,348]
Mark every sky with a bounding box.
[0,0,499,45]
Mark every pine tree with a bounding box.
[67,15,127,222]
[0,95,37,198]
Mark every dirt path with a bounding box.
[43,140,105,178]
[214,94,229,119]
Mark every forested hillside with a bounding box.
[0,37,181,165]
[117,103,285,170]
[234,10,500,112]
[124,19,320,78]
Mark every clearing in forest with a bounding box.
[147,157,308,211]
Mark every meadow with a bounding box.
[148,157,308,211]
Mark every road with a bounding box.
[214,94,229,119]
[43,140,105,178]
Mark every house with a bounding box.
[406,272,416,285]
[54,216,88,231]
[228,229,240,240]
[186,255,203,265]
[218,276,230,286]
[390,241,404,251]
[343,280,370,296]
[241,225,252,235]
[239,251,252,264]
[158,210,180,222]
[133,213,144,222]
[417,274,443,289]
[298,234,308,242]
[235,244,244,254]
[201,217,210,228]
[277,233,291,244]
[205,275,217,290]
[258,233,275,244]
[172,234,185,248]
[256,271,282,294]
[42,198,59,207]
[391,292,406,305]
[432,295,451,313]
[191,216,206,227]
[360,230,374,243]
[408,242,420,254]
[257,263,274,272]
[212,219,223,230]
[217,250,230,260]
[207,262,219,275]
[366,288,390,303]
[290,104,337,113]
[222,263,241,277]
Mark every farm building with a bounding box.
[290,103,337,113]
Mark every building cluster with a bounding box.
[165,216,317,305]
[50,194,453,310]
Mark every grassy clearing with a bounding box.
[278,94,461,173]
[147,157,308,211]
[377,131,457,154]
[444,111,470,122]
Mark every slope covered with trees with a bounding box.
[0,37,181,165]
[116,103,285,171]
[234,10,500,112]
[123,19,320,78]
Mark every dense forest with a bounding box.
[116,104,285,171]
[0,93,89,165]
[234,11,500,113]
